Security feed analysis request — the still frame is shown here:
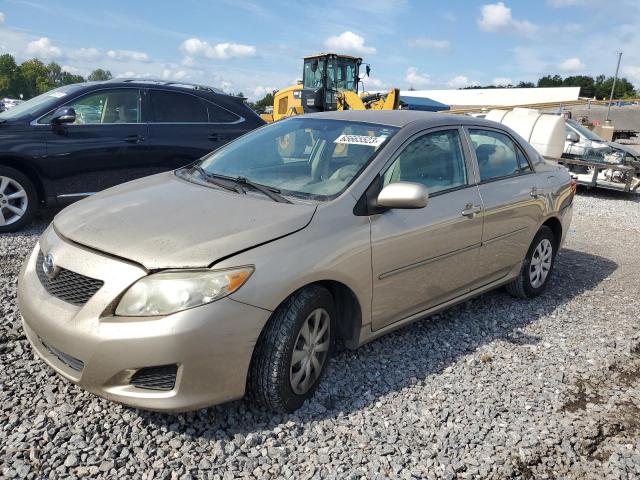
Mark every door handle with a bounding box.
[461,205,482,218]
[208,133,227,141]
[124,134,144,143]
[530,187,543,198]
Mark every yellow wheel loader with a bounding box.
[261,53,399,123]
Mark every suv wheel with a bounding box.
[248,285,334,412]
[505,226,556,299]
[0,166,38,233]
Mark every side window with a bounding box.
[382,129,468,195]
[40,89,140,124]
[207,102,240,123]
[150,90,208,123]
[469,129,528,182]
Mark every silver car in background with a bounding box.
[18,111,574,412]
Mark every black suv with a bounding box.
[0,79,265,232]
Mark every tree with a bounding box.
[88,69,113,81]
[562,75,595,97]
[0,54,26,98]
[594,76,636,99]
[19,58,51,97]
[251,91,276,113]
[537,75,563,87]
[516,81,535,88]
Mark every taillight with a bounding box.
[570,178,577,194]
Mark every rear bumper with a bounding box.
[18,230,271,412]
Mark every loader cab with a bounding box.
[301,54,362,113]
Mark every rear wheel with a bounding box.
[0,166,38,233]
[248,285,334,412]
[505,226,556,299]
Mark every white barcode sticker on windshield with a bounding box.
[334,134,386,147]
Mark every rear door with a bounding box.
[145,89,245,169]
[42,88,152,199]
[370,127,484,330]
[466,127,544,284]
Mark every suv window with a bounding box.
[469,129,529,181]
[383,129,468,195]
[39,88,140,124]
[150,90,208,123]
[207,102,240,123]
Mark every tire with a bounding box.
[248,285,335,412]
[0,166,38,233]
[505,226,557,299]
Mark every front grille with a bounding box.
[41,340,84,372]
[36,251,104,306]
[130,365,178,391]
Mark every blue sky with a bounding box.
[1,0,639,99]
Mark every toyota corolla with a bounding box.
[18,110,574,412]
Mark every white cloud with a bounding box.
[362,76,385,90]
[407,37,450,50]
[405,67,432,87]
[68,47,102,61]
[492,77,513,86]
[25,37,62,59]
[559,57,586,71]
[478,2,537,35]
[162,68,187,80]
[324,31,376,55]
[180,38,257,60]
[252,85,275,100]
[447,75,479,88]
[107,49,150,63]
[623,65,640,86]
[0,12,5,25]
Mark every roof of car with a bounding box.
[302,109,499,129]
[77,78,226,95]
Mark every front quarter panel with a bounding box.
[219,196,372,334]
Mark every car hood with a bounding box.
[605,141,640,159]
[54,172,317,269]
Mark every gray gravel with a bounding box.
[2,192,640,479]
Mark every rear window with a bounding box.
[150,90,208,123]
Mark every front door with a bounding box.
[42,88,152,200]
[370,128,484,331]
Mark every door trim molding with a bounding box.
[379,242,481,280]
[482,226,528,246]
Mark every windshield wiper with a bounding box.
[191,165,243,193]
[233,176,292,204]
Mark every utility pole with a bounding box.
[605,51,622,123]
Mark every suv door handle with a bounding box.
[208,133,229,142]
[124,134,144,143]
[461,205,482,218]
[530,187,542,198]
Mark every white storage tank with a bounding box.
[485,108,565,158]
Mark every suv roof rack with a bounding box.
[108,78,224,94]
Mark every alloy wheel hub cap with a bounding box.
[289,308,330,395]
[0,176,28,227]
[529,238,553,288]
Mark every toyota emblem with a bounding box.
[42,253,57,279]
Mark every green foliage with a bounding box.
[249,91,276,113]
[88,69,113,82]
[537,75,563,87]
[0,54,90,99]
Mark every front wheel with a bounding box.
[248,285,334,412]
[505,226,557,299]
[0,166,38,233]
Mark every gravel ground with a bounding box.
[1,191,640,480]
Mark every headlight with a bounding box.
[115,267,254,317]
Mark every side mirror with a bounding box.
[365,65,371,77]
[51,107,76,125]
[377,182,428,209]
[566,131,579,143]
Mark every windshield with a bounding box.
[0,85,82,121]
[198,118,398,200]
[567,120,603,142]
